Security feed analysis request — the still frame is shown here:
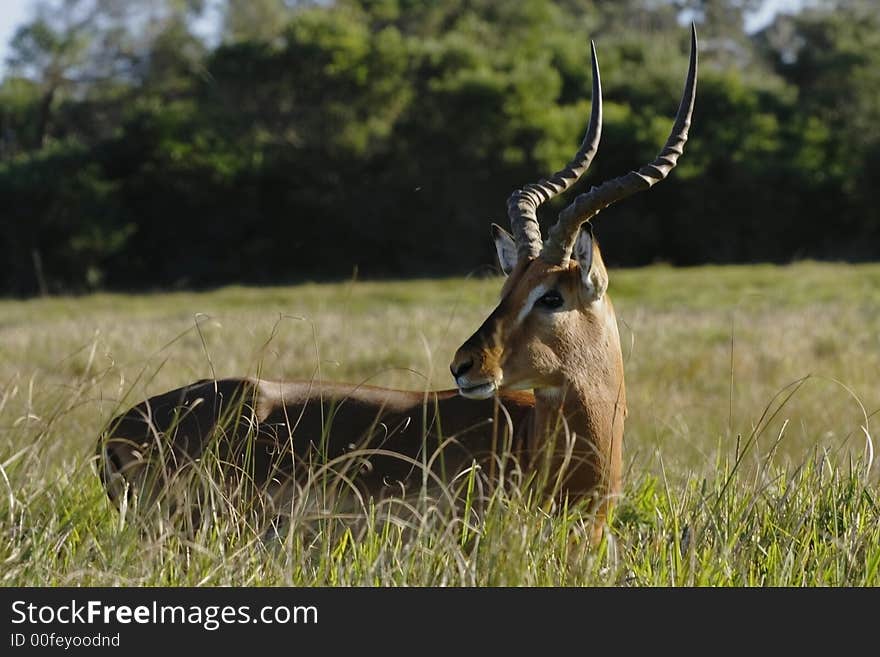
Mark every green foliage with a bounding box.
[0,77,43,151]
[222,0,292,43]
[2,0,880,294]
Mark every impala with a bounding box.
[96,28,698,543]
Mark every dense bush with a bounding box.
[2,0,879,295]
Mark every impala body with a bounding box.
[97,29,698,543]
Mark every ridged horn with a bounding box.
[542,24,698,265]
[506,40,603,261]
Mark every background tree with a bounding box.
[222,0,292,43]
[1,0,879,295]
[4,0,99,148]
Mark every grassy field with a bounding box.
[1,262,878,585]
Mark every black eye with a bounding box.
[535,290,564,310]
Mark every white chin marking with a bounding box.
[458,382,497,400]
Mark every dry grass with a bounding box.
[1,262,878,585]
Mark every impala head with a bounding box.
[450,28,698,400]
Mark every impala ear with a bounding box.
[492,223,518,276]
[574,224,607,302]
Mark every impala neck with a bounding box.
[527,296,626,471]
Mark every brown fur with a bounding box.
[97,379,535,520]
[449,246,626,542]
[97,243,625,544]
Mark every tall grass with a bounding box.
[1,262,878,585]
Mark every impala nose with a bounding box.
[450,358,474,379]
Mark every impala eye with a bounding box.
[535,290,564,310]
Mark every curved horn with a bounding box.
[507,40,603,261]
[542,24,699,265]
